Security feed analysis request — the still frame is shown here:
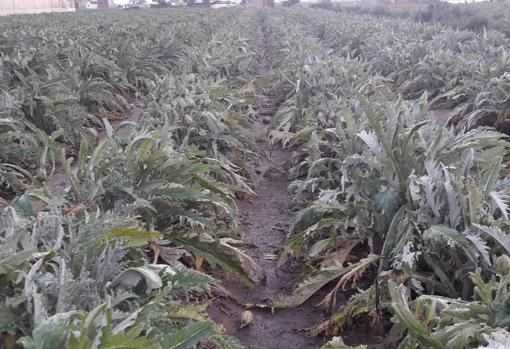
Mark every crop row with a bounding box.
[0,8,263,348]
[261,8,510,348]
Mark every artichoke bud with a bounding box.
[184,114,193,126]
[496,255,510,275]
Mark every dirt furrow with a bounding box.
[206,23,325,349]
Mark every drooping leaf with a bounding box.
[105,227,162,247]
[112,264,174,291]
[170,236,252,287]
[161,321,215,349]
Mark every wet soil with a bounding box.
[208,107,327,349]
[207,120,327,347]
[207,24,327,349]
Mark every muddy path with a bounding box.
[207,108,326,348]
[207,24,326,349]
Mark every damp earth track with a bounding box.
[206,20,327,349]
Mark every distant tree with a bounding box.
[74,0,86,9]
[282,0,299,7]
[318,0,332,9]
[97,0,110,8]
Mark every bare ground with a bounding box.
[206,23,327,349]
[207,89,327,348]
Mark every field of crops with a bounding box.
[1,5,510,349]
[335,1,510,36]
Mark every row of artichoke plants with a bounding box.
[260,8,510,348]
[1,8,265,349]
[293,7,510,135]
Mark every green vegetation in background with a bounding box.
[332,1,510,36]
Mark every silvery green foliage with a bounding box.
[0,201,241,347]
[2,4,510,347]
[259,7,510,343]
[477,332,510,349]
[388,256,510,348]
[0,8,262,348]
